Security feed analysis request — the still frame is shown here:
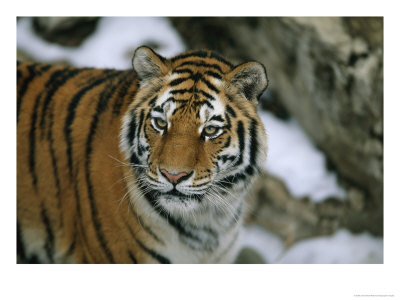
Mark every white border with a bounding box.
[2,1,399,299]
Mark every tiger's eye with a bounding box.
[155,118,167,129]
[203,126,218,136]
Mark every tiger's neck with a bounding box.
[123,166,245,263]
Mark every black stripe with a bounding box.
[40,202,55,263]
[128,250,138,263]
[222,136,231,149]
[183,72,219,94]
[28,89,43,188]
[175,61,224,73]
[64,70,118,178]
[172,51,233,69]
[71,165,93,264]
[199,89,214,100]
[170,76,191,86]
[17,222,26,263]
[39,68,83,135]
[153,106,163,113]
[112,70,135,115]
[226,94,234,102]
[148,96,158,106]
[219,155,236,164]
[136,214,165,245]
[248,118,259,165]
[17,70,22,82]
[218,172,247,189]
[170,88,190,95]
[209,115,224,122]
[171,50,209,62]
[130,152,141,167]
[17,63,37,123]
[127,110,137,147]
[136,109,145,156]
[65,236,76,258]
[161,97,176,106]
[234,121,245,167]
[226,105,237,117]
[205,70,223,80]
[245,165,255,176]
[225,113,232,130]
[201,100,214,110]
[171,88,215,100]
[65,219,78,262]
[134,237,171,264]
[209,52,234,68]
[172,68,194,75]
[47,105,63,223]
[124,219,170,264]
[17,64,53,123]
[40,65,53,72]
[84,72,128,263]
[200,76,219,93]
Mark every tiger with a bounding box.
[17,46,268,263]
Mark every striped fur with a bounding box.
[17,47,268,263]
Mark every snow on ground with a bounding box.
[259,111,347,202]
[17,17,382,263]
[240,225,383,264]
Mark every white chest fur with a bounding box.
[129,183,246,264]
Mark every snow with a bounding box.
[16,17,382,264]
[240,225,383,264]
[260,111,347,202]
[17,17,185,69]
[239,225,285,263]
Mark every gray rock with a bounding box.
[235,247,266,264]
[32,17,100,47]
[171,17,383,236]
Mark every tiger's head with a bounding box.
[121,46,268,217]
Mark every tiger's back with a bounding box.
[17,63,145,263]
[17,47,268,263]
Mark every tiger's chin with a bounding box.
[143,185,208,218]
[159,194,202,217]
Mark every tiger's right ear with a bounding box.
[132,46,169,83]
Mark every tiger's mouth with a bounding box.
[141,184,205,204]
[158,185,206,201]
[164,188,205,202]
[164,188,188,198]
[139,168,211,200]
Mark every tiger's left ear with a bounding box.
[132,46,169,83]
[226,62,268,102]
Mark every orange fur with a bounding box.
[17,47,268,263]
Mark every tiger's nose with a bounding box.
[160,169,189,184]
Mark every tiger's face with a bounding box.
[121,47,268,217]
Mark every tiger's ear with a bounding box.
[226,62,268,102]
[132,46,169,83]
